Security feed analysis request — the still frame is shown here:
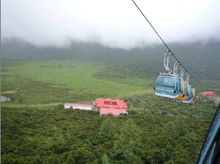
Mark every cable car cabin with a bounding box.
[176,81,187,101]
[176,82,196,103]
[154,74,182,99]
[182,85,196,103]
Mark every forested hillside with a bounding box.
[2,95,216,163]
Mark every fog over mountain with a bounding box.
[2,0,220,48]
[2,38,220,81]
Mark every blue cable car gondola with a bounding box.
[154,74,181,99]
[154,50,196,102]
[182,84,195,103]
[176,74,196,103]
[154,50,182,99]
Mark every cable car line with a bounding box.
[131,0,202,84]
[131,0,170,52]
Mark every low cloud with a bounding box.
[2,0,220,48]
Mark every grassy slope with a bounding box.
[1,60,152,106]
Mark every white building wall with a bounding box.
[64,105,92,110]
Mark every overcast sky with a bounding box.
[2,0,220,48]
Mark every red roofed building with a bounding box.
[95,98,128,110]
[201,91,215,97]
[100,108,128,117]
[95,98,128,116]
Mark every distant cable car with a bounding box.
[154,50,196,102]
[154,50,182,99]
[154,74,182,98]
[176,74,196,103]
[178,84,196,103]
[182,84,196,103]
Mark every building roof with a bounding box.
[201,92,215,96]
[95,98,128,110]
[100,108,127,116]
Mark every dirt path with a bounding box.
[1,102,61,108]
[1,91,16,94]
[27,102,61,107]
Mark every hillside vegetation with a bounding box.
[2,95,216,163]
[1,39,220,163]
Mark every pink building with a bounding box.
[95,98,128,110]
[99,108,128,117]
[95,98,128,116]
[201,91,215,97]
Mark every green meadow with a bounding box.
[2,60,151,105]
